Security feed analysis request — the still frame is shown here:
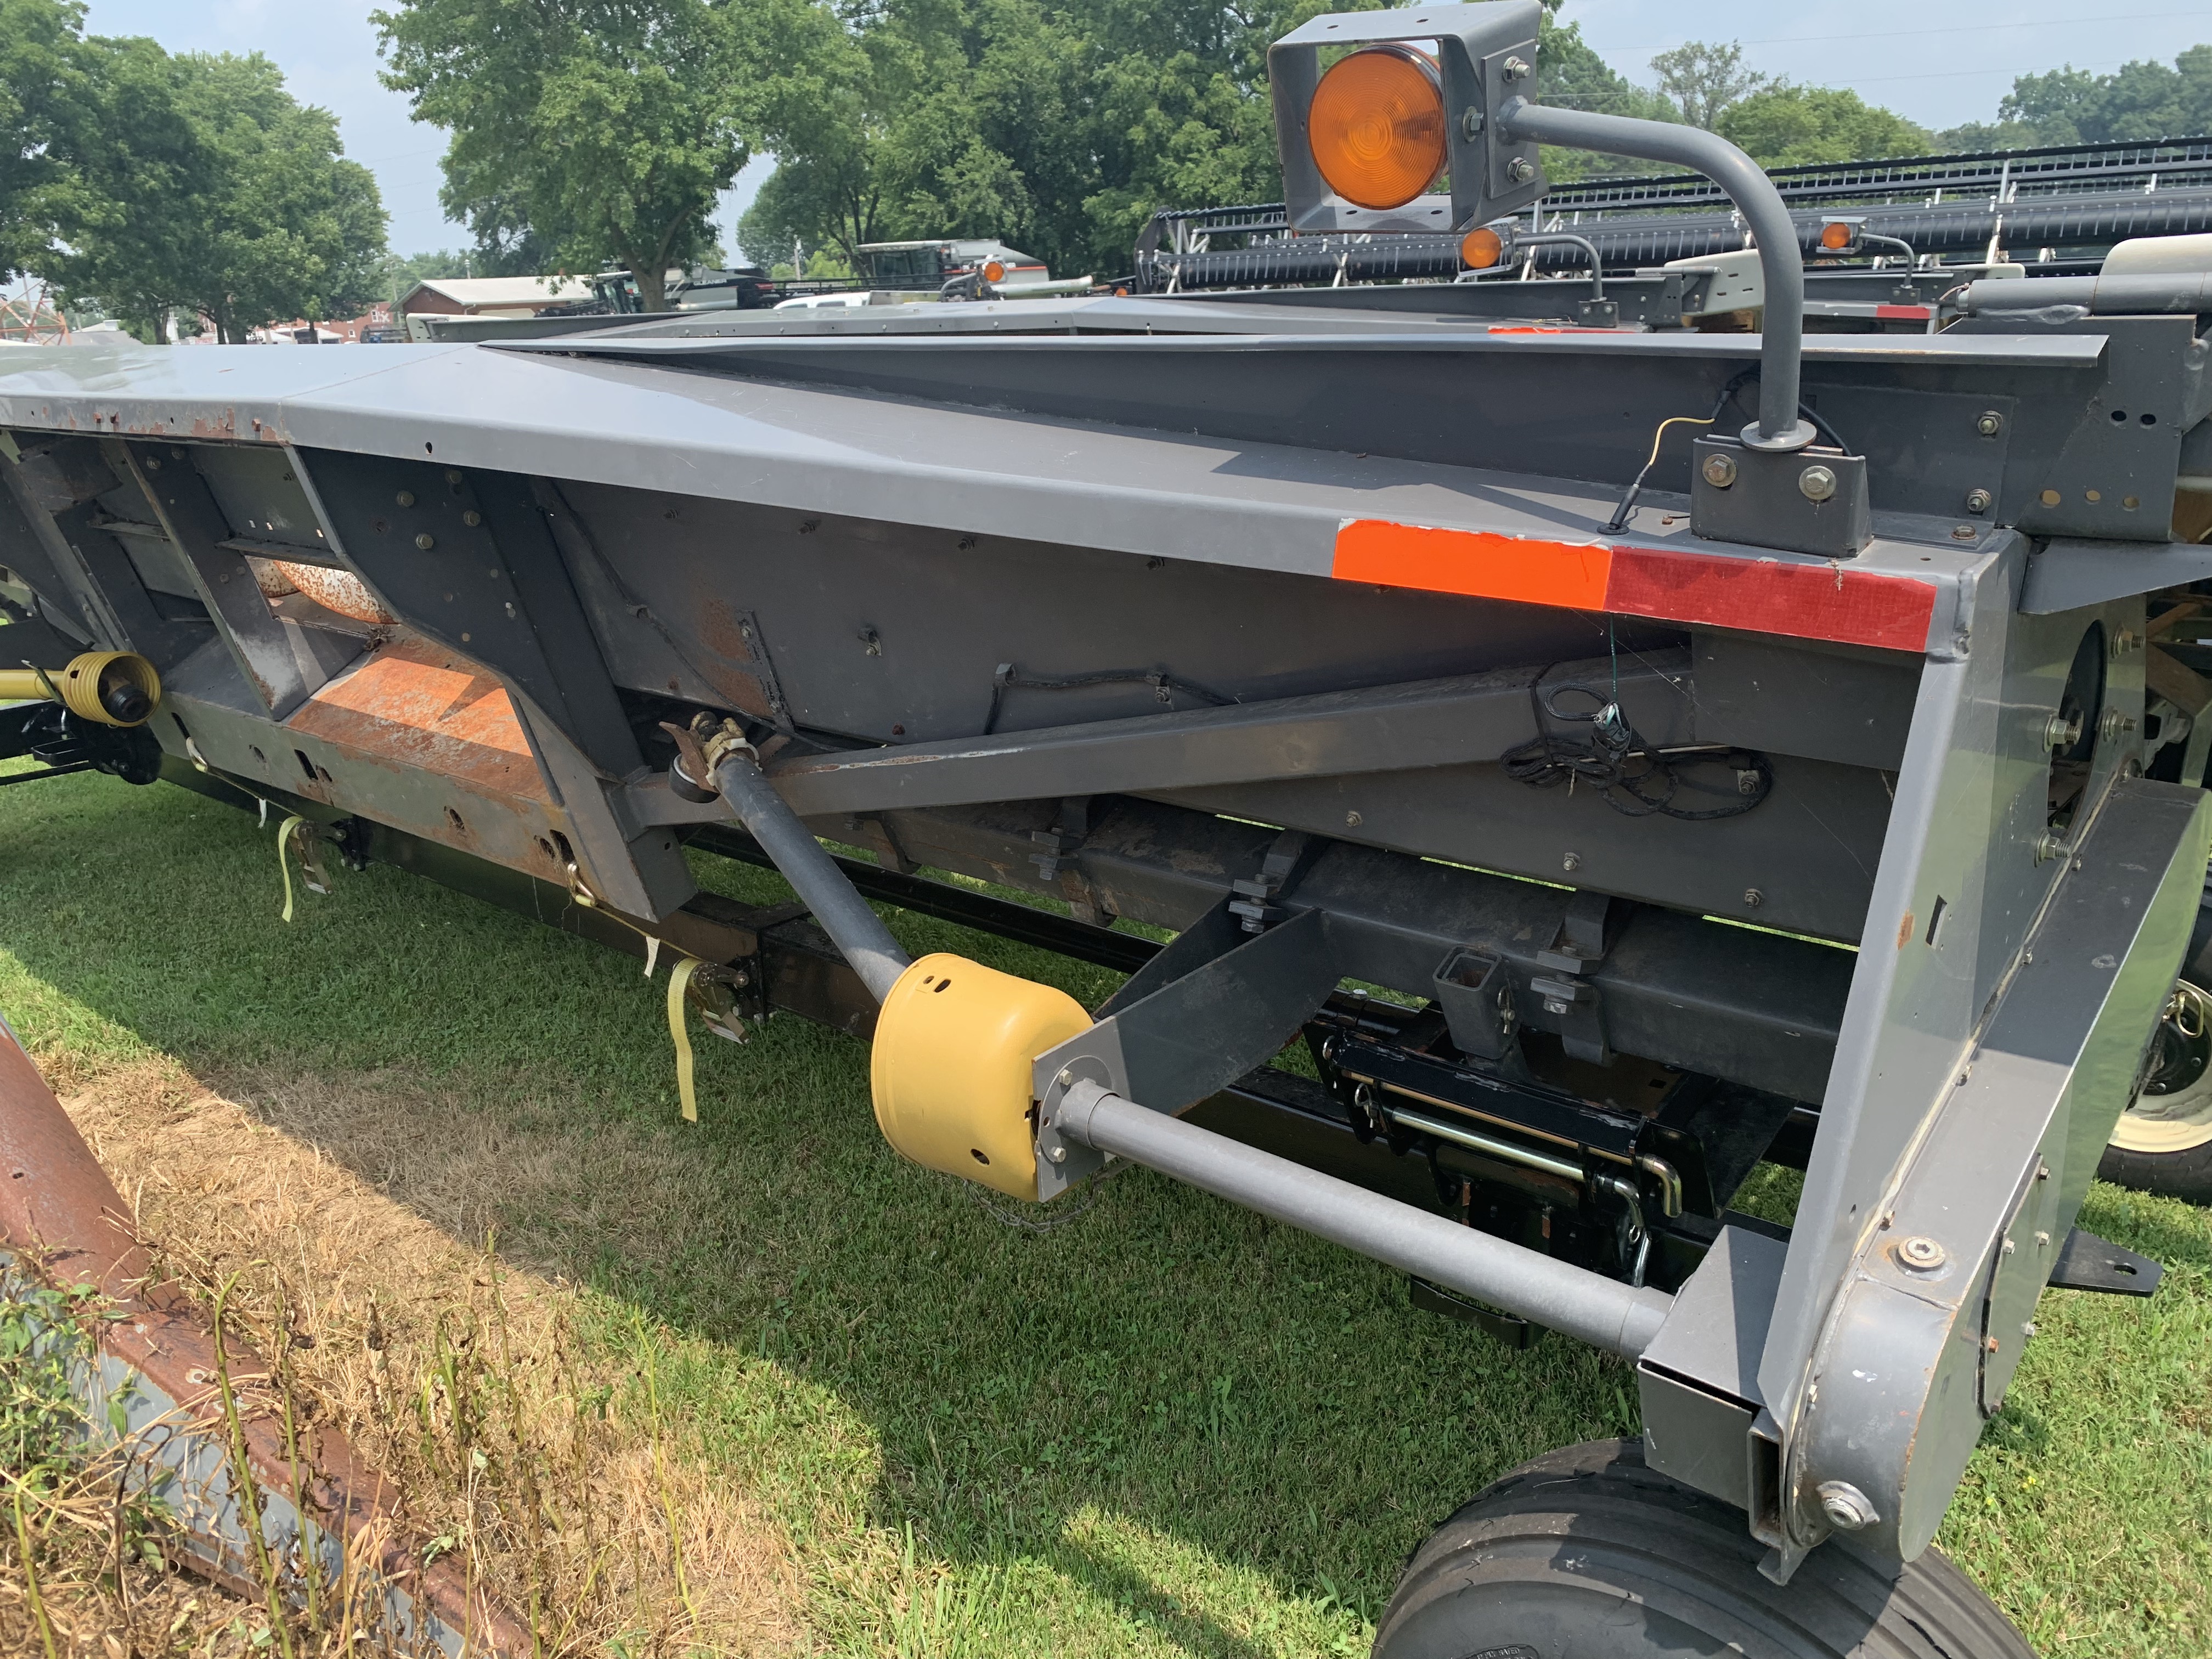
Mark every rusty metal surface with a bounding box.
[274,562,391,623]
[0,1023,528,1656]
[286,640,550,802]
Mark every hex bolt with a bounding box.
[1701,453,1737,489]
[2099,708,2125,744]
[1561,851,1582,872]
[415,533,436,551]
[2022,1321,2037,1338]
[1503,55,1532,79]
[1897,1235,1946,1271]
[2034,831,2065,864]
[1506,157,1536,184]
[1462,107,1484,138]
[1743,888,1764,907]
[1345,809,1363,827]
[1798,464,1838,503]
[2043,710,2083,750]
[1976,410,2005,437]
[1816,1481,1880,1532]
[396,490,416,507]
[1048,1144,1067,1164]
[1056,1068,1074,1089]
[1965,488,1993,514]
[144,456,162,472]
[462,509,482,527]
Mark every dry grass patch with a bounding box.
[52,1054,803,1658]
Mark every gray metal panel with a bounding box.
[1692,631,1917,774]
[1798,777,2211,1561]
[1639,1224,1789,1511]
[2021,539,2212,614]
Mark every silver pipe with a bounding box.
[711,752,912,1003]
[1496,99,1813,453]
[1384,1103,1585,1183]
[1055,1082,1673,1358]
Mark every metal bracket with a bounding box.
[2047,1226,2163,1296]
[1534,890,1615,1063]
[1228,828,1319,933]
[1691,436,1871,559]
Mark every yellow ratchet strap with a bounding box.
[667,956,703,1122]
[275,815,306,923]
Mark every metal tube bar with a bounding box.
[710,752,912,1002]
[1382,1102,1586,1183]
[1496,99,1814,452]
[1516,232,1605,302]
[1056,1082,1673,1357]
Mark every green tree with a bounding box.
[48,41,384,341]
[1983,46,2212,145]
[1717,84,1933,168]
[1534,8,1681,180]
[1649,40,1768,131]
[0,0,85,281]
[376,0,785,311]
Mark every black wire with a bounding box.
[1499,672,1771,822]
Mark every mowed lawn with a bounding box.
[2,757,2208,1657]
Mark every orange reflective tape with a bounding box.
[1332,519,1937,653]
[1333,520,1612,610]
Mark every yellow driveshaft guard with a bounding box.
[0,651,161,726]
[870,953,1092,1201]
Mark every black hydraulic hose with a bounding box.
[710,751,912,1003]
[1497,99,1814,452]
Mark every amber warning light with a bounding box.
[1307,46,1448,211]
[1459,227,1505,269]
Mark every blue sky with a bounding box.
[73,1,2212,258]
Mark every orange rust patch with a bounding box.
[289,641,549,800]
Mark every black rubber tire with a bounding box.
[2097,1138,2212,1205]
[1372,1440,2034,1659]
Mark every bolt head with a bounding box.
[1701,452,1738,489]
[1561,851,1581,872]
[1742,887,1764,907]
[1816,1481,1878,1532]
[1897,1234,1946,1271]
[414,533,436,551]
[1047,1144,1066,1164]
[1503,55,1532,79]
[1798,464,1839,503]
[396,490,416,507]
[1965,488,1993,513]
[1056,1068,1074,1088]
[1976,411,2005,437]
[1506,156,1536,184]
[1461,106,1483,138]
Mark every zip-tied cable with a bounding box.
[1502,675,1771,820]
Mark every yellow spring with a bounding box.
[0,651,161,726]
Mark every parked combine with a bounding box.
[7,5,2212,1653]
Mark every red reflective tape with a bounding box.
[1332,520,1936,652]
[1333,519,1612,609]
[1606,545,1936,651]
[1875,303,1930,320]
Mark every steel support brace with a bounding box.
[1053,1080,1673,1358]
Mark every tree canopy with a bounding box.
[1,0,387,340]
[375,0,797,310]
[1943,46,2212,150]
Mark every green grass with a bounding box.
[2,761,2208,1656]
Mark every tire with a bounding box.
[1372,1440,2033,1659]
[2101,978,2212,1205]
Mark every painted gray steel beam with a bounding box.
[753,653,1690,819]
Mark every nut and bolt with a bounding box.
[1965,488,1993,514]
[1897,1235,1947,1271]
[1798,464,1838,503]
[1562,851,1582,872]
[1976,410,2005,437]
[1503,55,1532,79]
[1047,1144,1067,1164]
[1462,107,1484,138]
[1702,453,1738,488]
[1816,1481,1880,1532]
[1743,887,1764,907]
[1506,157,1536,184]
[2035,831,2066,864]
[415,533,436,551]
[2098,708,2134,743]
[2043,710,2083,749]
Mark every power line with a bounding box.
[1585,8,2205,55]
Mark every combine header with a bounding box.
[5,5,2210,1652]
